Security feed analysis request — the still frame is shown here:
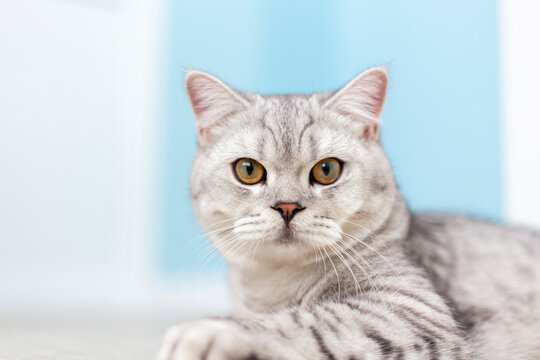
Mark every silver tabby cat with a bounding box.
[157,67,540,360]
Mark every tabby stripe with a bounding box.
[260,117,278,146]
[322,305,343,325]
[226,318,264,332]
[422,335,440,360]
[362,286,450,315]
[314,307,340,334]
[298,116,315,148]
[365,330,396,357]
[310,326,337,360]
[392,307,446,341]
[349,296,455,334]
[396,304,455,334]
[277,328,288,339]
[453,345,465,360]
[290,310,302,327]
[243,355,260,360]
[344,301,391,323]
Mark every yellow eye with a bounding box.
[311,158,342,185]
[234,158,266,185]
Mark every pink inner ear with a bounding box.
[367,80,387,117]
[328,68,388,122]
[186,75,213,119]
[185,71,247,144]
[186,72,244,120]
[353,70,388,118]
[191,98,210,119]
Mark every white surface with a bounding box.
[0,313,168,360]
[501,0,540,227]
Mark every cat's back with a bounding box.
[405,213,540,359]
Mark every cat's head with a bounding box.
[187,68,399,267]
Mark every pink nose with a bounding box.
[272,203,305,224]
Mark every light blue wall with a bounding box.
[161,0,501,274]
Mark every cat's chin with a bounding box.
[276,227,299,245]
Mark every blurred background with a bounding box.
[1,0,539,320]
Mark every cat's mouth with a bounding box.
[277,226,299,244]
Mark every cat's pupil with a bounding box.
[244,162,254,176]
[322,162,331,176]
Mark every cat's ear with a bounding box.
[185,70,249,144]
[324,67,388,139]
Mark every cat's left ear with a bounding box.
[324,67,388,139]
[185,70,249,144]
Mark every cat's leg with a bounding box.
[156,316,301,360]
[156,294,470,360]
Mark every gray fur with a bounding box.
[157,69,540,360]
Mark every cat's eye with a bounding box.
[311,158,342,185]
[234,158,266,185]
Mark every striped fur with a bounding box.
[157,69,540,360]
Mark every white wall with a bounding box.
[500,0,540,227]
[0,0,161,309]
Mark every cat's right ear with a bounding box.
[323,67,389,140]
[185,70,249,144]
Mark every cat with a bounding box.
[156,67,540,360]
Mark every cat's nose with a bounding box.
[272,202,305,224]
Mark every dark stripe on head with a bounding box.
[298,116,315,149]
[256,136,265,159]
[260,117,278,147]
[310,326,337,360]
[309,134,318,158]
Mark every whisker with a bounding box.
[196,231,249,271]
[339,229,401,278]
[314,243,328,278]
[327,242,360,298]
[321,245,341,298]
[186,224,237,246]
[331,240,392,309]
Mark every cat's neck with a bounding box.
[229,259,324,316]
[229,194,411,316]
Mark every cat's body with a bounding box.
[407,214,540,358]
[157,69,540,360]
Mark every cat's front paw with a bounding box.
[156,318,259,360]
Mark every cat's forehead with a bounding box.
[260,95,316,122]
[218,93,349,167]
[255,95,323,162]
[226,95,346,168]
